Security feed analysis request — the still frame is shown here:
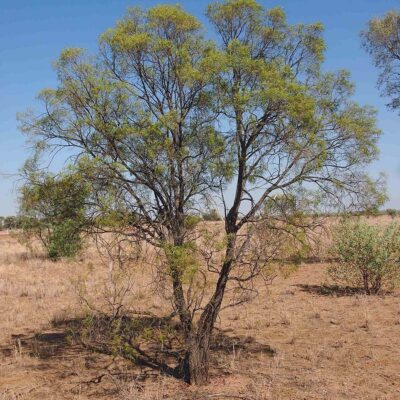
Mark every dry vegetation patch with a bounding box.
[1,226,400,399]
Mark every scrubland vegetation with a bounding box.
[1,0,400,398]
[1,216,400,399]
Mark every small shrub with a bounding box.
[387,208,398,218]
[202,209,222,221]
[328,220,400,294]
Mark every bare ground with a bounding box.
[0,227,399,400]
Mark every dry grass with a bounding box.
[1,217,400,399]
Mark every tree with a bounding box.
[19,0,384,384]
[2,216,21,230]
[19,171,90,260]
[361,10,400,114]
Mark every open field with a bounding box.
[1,217,400,400]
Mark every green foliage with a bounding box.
[184,215,203,229]
[328,220,400,294]
[0,215,23,230]
[18,0,384,241]
[361,11,400,113]
[163,242,199,283]
[19,172,90,260]
[47,219,84,259]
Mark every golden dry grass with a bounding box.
[0,217,400,399]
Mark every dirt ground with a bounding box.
[0,222,400,400]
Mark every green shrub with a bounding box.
[387,209,398,218]
[328,220,400,294]
[19,172,89,260]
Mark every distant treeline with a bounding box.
[316,208,400,218]
[1,208,399,231]
[0,216,24,230]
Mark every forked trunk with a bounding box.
[182,260,235,383]
[178,230,237,384]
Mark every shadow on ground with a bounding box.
[294,284,373,297]
[1,313,276,386]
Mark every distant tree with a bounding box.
[19,0,384,384]
[2,216,21,230]
[19,171,90,260]
[361,11,400,114]
[202,209,222,221]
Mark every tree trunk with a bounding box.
[371,275,381,294]
[181,333,211,384]
[363,271,371,295]
[181,233,237,384]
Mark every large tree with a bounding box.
[361,10,400,114]
[20,0,383,384]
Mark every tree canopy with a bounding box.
[362,10,400,114]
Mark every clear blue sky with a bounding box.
[0,0,399,215]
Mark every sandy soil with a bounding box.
[0,221,399,399]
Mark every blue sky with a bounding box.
[0,0,399,215]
